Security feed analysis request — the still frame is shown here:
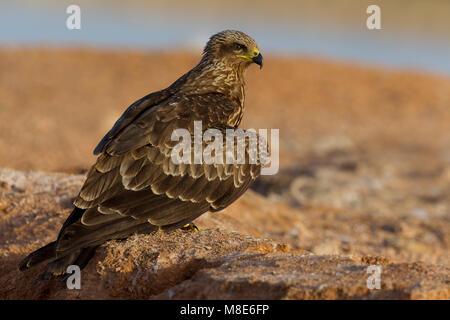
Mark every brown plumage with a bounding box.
[19,30,264,280]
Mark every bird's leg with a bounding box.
[180,222,201,232]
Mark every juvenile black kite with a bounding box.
[19,30,264,280]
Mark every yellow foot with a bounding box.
[180,223,201,232]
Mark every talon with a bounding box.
[181,223,201,232]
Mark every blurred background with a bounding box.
[2,0,450,74]
[0,0,449,265]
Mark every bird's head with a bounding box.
[203,30,263,70]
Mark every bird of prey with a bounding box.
[19,30,264,280]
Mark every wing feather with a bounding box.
[63,92,262,259]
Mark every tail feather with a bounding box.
[20,243,99,281]
[18,241,58,271]
[36,251,81,281]
[19,206,157,280]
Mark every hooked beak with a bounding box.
[252,53,263,69]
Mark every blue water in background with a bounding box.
[1,0,449,76]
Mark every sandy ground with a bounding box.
[0,48,449,299]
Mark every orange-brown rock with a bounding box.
[1,168,448,299]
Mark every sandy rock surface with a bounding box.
[0,168,448,299]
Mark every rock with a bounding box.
[155,255,449,300]
[0,168,449,300]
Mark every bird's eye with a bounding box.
[233,43,247,51]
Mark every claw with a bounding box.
[180,223,201,232]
